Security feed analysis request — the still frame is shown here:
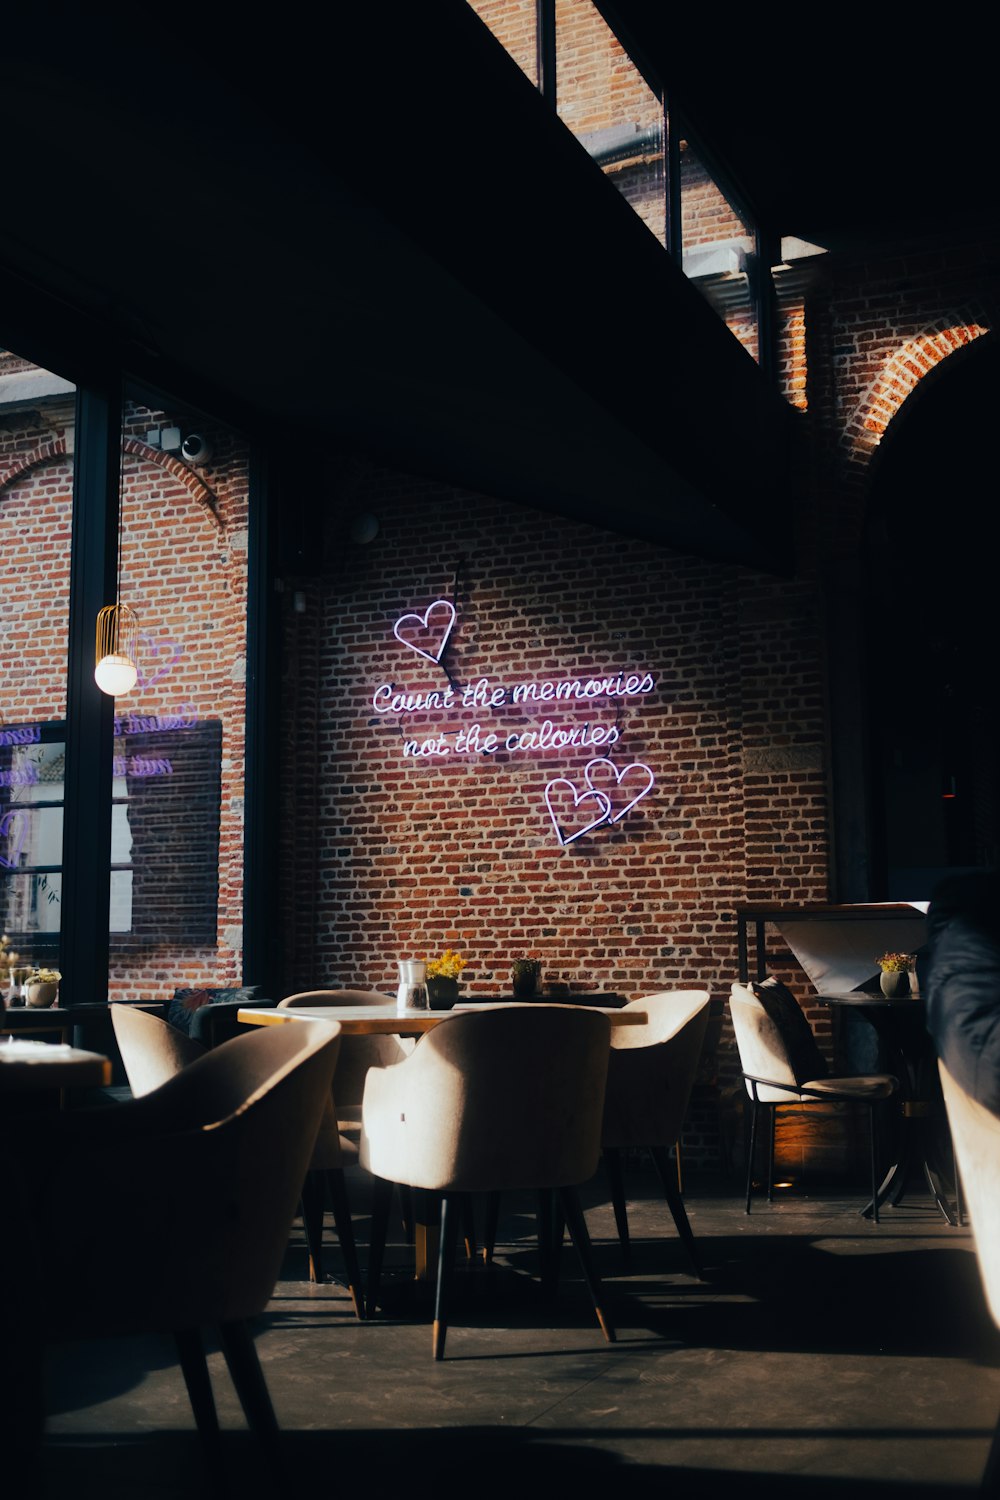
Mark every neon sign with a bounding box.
[543,759,654,845]
[544,780,612,846]
[583,757,654,824]
[381,594,659,846]
[393,598,456,664]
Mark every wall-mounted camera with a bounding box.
[181,433,213,465]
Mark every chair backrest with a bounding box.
[729,981,801,1100]
[111,1002,205,1097]
[602,990,710,1148]
[280,989,394,1007]
[36,1021,342,1336]
[361,1004,610,1192]
[280,988,407,1105]
[939,1060,1000,1330]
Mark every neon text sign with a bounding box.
[383,595,658,844]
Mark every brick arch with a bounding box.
[0,435,222,530]
[0,434,69,493]
[846,312,990,460]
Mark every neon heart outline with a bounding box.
[136,635,183,691]
[543,778,612,846]
[583,757,655,824]
[0,808,28,870]
[393,599,456,664]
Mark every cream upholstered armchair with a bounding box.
[939,1061,1000,1490]
[360,1003,615,1359]
[25,1020,342,1471]
[729,980,898,1220]
[113,1002,365,1317]
[600,990,710,1275]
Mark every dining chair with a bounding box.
[360,1003,614,1359]
[729,979,899,1220]
[26,1019,342,1478]
[938,1061,1000,1492]
[278,988,428,1256]
[600,989,711,1276]
[112,1002,365,1317]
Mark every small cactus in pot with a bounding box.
[511,956,541,999]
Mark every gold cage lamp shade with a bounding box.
[95,602,140,697]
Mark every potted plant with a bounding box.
[511,956,542,999]
[424,948,467,1010]
[876,952,915,998]
[25,966,61,1009]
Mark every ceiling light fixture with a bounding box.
[95,423,140,697]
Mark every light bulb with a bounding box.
[95,653,138,696]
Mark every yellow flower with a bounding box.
[426,948,467,980]
[876,952,914,973]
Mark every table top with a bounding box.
[817,991,926,1010]
[735,902,929,921]
[0,1039,112,1089]
[237,1002,647,1035]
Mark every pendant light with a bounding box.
[95,423,140,697]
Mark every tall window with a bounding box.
[0,349,74,966]
[106,391,250,1000]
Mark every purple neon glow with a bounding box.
[543,777,612,846]
[393,598,456,664]
[136,635,183,691]
[583,757,655,823]
[0,809,28,868]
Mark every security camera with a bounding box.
[181,433,212,465]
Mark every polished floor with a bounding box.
[36,1159,1000,1500]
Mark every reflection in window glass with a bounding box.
[0,349,75,967]
[467,0,538,87]
[107,395,248,1002]
[680,136,759,360]
[555,0,665,245]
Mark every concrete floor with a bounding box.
[36,1160,1000,1500]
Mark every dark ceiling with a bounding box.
[4,4,993,573]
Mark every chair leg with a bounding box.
[218,1320,279,1439]
[461,1195,477,1260]
[603,1147,630,1261]
[300,1170,325,1283]
[767,1106,776,1202]
[869,1103,880,1225]
[650,1145,702,1279]
[218,1319,283,1482]
[433,1192,462,1361]
[982,1403,1000,1493]
[366,1174,395,1318]
[325,1169,365,1319]
[174,1327,221,1443]
[745,1097,760,1213]
[483,1191,500,1263]
[558,1185,616,1343]
[537,1188,562,1296]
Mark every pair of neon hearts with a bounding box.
[545,759,653,846]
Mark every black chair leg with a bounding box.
[433,1192,462,1360]
[218,1320,279,1439]
[461,1195,477,1260]
[537,1188,558,1296]
[325,1168,365,1319]
[603,1147,630,1261]
[650,1144,702,1278]
[174,1327,220,1443]
[767,1105,776,1202]
[559,1185,615,1343]
[982,1404,1000,1493]
[300,1170,325,1283]
[869,1103,880,1225]
[366,1174,395,1318]
[745,1097,760,1213]
[483,1190,500,1262]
